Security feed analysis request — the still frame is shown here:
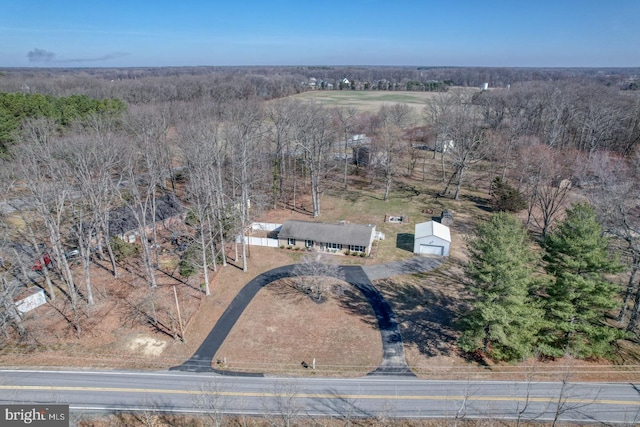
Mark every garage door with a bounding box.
[419,244,443,255]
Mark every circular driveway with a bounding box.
[171,256,444,376]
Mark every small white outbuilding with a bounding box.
[414,221,451,256]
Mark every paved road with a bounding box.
[2,369,639,424]
[172,259,439,376]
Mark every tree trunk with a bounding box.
[618,262,639,324]
[81,250,94,306]
[200,225,210,296]
[105,235,119,278]
[1,277,27,337]
[454,166,465,200]
[626,280,640,332]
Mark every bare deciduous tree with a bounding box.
[192,379,228,427]
[375,124,404,201]
[15,118,82,335]
[70,114,125,279]
[585,150,640,330]
[291,253,346,303]
[119,105,173,288]
[292,102,337,218]
[263,380,302,427]
[514,142,574,237]
[440,103,490,200]
[224,100,264,272]
[335,106,359,189]
[267,99,297,208]
[178,118,226,294]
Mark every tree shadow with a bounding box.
[266,278,312,304]
[396,233,414,252]
[394,181,422,200]
[337,286,379,329]
[376,278,461,357]
[156,267,201,293]
[462,194,493,213]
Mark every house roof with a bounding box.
[278,220,375,246]
[108,193,184,236]
[415,221,451,242]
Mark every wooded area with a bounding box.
[1,66,640,365]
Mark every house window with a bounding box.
[287,238,296,246]
[327,243,342,250]
[349,245,366,253]
[305,240,314,248]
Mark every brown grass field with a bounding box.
[290,87,478,114]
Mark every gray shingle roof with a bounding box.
[108,193,184,236]
[278,220,375,246]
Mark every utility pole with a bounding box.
[173,285,184,342]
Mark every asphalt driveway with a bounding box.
[171,256,444,376]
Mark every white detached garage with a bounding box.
[414,221,451,256]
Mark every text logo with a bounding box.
[1,405,68,426]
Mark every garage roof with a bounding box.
[415,221,451,242]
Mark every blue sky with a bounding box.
[1,0,638,68]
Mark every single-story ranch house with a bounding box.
[278,220,376,256]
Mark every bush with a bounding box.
[179,258,196,278]
[109,237,139,261]
[179,244,201,278]
[491,177,527,212]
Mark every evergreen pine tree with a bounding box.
[540,202,623,358]
[458,212,543,361]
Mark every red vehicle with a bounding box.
[31,253,53,271]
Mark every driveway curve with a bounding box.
[171,256,444,376]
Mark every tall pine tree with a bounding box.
[540,202,622,358]
[458,212,543,361]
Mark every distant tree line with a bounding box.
[1,66,637,105]
[471,81,640,154]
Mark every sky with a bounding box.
[1,0,638,68]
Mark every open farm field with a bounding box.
[290,87,477,113]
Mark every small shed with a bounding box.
[440,210,454,226]
[414,221,451,256]
[14,287,46,313]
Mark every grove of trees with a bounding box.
[460,205,622,362]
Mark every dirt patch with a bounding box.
[126,334,167,357]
